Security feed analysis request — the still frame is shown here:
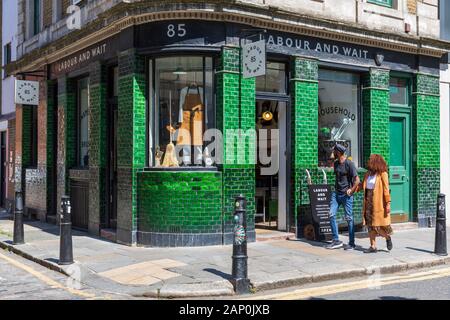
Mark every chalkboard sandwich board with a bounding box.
[308,184,333,242]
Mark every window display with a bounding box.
[318,70,360,168]
[150,56,214,167]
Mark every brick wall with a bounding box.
[6,119,16,206]
[24,78,48,219]
[407,0,417,14]
[43,0,53,28]
[413,73,440,226]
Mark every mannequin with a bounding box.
[176,83,205,165]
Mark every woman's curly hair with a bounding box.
[367,154,388,175]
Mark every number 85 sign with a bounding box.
[167,24,187,38]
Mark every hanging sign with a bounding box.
[242,40,266,79]
[15,80,39,105]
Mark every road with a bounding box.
[315,275,450,300]
[237,265,450,300]
[2,248,450,300]
[0,250,132,300]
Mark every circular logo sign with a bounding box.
[16,81,39,105]
[244,44,264,77]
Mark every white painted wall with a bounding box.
[2,0,18,116]
[441,0,450,40]
[440,63,450,225]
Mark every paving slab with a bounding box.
[1,210,450,298]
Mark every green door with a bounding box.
[389,112,411,222]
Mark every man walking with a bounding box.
[326,144,360,250]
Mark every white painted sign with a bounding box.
[15,80,39,105]
[243,40,266,79]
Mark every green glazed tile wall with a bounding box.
[117,50,146,244]
[362,68,390,166]
[56,76,76,210]
[413,74,440,224]
[290,57,319,227]
[88,61,107,234]
[217,47,256,243]
[137,171,223,234]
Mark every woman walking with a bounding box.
[357,154,393,253]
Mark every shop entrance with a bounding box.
[389,110,412,222]
[255,99,287,231]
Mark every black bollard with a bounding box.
[434,194,447,256]
[13,191,24,245]
[59,195,74,265]
[231,194,250,294]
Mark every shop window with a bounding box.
[149,56,214,167]
[318,70,360,168]
[390,77,409,105]
[256,62,287,94]
[77,77,89,168]
[367,0,393,8]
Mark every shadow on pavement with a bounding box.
[405,247,434,254]
[0,211,114,245]
[203,268,233,281]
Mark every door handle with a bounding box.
[401,175,409,182]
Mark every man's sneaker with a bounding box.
[325,240,343,249]
[344,244,356,251]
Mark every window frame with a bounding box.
[147,54,217,168]
[3,43,11,79]
[255,60,289,96]
[76,76,90,169]
[317,68,363,169]
[367,0,393,8]
[33,0,42,36]
[3,43,11,66]
[389,74,412,108]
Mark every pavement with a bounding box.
[0,210,449,299]
[0,249,132,300]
